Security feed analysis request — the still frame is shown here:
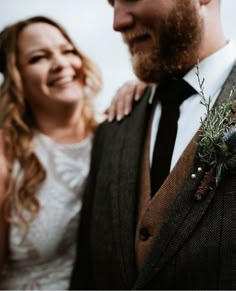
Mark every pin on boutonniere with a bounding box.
[194,64,236,201]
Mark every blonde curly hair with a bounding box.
[0,16,102,233]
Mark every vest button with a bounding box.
[139,227,150,241]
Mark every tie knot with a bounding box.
[156,78,196,106]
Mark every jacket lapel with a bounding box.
[110,87,153,287]
[134,63,236,289]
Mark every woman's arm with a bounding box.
[0,134,9,273]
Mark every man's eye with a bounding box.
[108,0,114,6]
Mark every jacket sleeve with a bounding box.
[69,125,105,290]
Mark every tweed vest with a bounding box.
[135,104,199,272]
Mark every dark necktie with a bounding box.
[150,78,196,196]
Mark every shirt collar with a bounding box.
[184,40,236,99]
[149,40,236,104]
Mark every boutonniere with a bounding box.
[194,65,236,200]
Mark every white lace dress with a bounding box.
[0,132,92,290]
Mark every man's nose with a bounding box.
[113,2,133,32]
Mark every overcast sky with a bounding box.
[0,0,236,112]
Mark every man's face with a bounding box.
[109,0,203,82]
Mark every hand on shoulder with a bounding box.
[105,79,148,122]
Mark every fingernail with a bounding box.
[116,114,123,121]
[135,94,141,101]
[124,108,130,115]
[108,115,114,122]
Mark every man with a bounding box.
[70,0,236,289]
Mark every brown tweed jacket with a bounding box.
[70,63,236,290]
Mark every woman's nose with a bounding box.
[51,53,69,71]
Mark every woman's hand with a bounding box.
[105,79,147,122]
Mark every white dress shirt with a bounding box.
[150,40,236,170]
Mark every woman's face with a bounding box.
[17,22,84,111]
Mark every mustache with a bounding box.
[122,28,153,44]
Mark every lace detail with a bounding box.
[0,132,92,290]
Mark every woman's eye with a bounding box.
[63,49,77,55]
[29,55,46,64]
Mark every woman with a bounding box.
[0,16,145,290]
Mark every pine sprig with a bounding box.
[196,63,236,170]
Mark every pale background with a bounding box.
[0,0,235,112]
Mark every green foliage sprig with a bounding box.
[196,63,236,183]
